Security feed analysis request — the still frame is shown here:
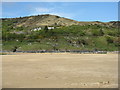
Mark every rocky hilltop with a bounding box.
[2,14,119,28]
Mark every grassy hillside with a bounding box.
[2,15,119,52]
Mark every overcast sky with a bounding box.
[2,2,118,22]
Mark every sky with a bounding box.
[2,2,118,22]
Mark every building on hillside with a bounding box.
[31,27,42,31]
[47,27,55,30]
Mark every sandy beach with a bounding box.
[2,53,118,88]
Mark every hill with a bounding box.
[2,14,118,28]
[2,14,119,52]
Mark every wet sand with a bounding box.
[2,53,118,88]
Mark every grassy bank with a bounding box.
[2,23,119,51]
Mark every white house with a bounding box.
[31,27,42,31]
[48,27,54,30]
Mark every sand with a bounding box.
[2,53,118,88]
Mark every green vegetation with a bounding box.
[0,53,7,55]
[2,18,119,52]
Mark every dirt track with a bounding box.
[2,53,118,88]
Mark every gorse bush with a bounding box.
[2,22,119,51]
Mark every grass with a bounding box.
[0,52,7,55]
[2,23,119,51]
